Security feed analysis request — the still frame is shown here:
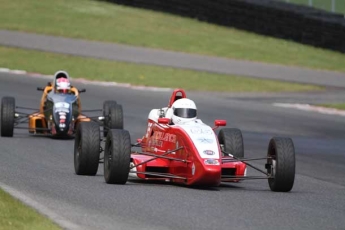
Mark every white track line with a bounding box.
[1,67,344,228]
[0,67,171,92]
[273,103,345,116]
[3,67,344,115]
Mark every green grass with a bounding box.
[0,0,344,72]
[317,103,345,110]
[286,0,345,14]
[0,188,61,230]
[0,46,323,92]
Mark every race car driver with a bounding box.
[55,77,71,94]
[169,98,198,125]
[40,70,81,116]
[148,98,198,125]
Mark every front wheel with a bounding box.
[218,128,244,158]
[104,129,131,184]
[104,104,123,137]
[103,100,117,137]
[74,122,100,176]
[1,97,15,137]
[267,137,295,192]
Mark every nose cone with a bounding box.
[201,166,222,186]
[188,165,221,186]
[54,112,70,134]
[58,123,67,131]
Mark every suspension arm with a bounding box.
[130,147,184,169]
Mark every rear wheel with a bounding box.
[267,137,295,192]
[74,122,100,175]
[1,97,15,137]
[104,129,131,184]
[218,128,244,158]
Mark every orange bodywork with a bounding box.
[28,83,90,135]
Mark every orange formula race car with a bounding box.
[1,71,123,138]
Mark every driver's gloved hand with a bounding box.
[159,109,165,118]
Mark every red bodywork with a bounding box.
[130,89,246,186]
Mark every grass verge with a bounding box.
[0,0,344,72]
[317,103,345,110]
[289,0,345,14]
[0,46,323,92]
[0,188,61,230]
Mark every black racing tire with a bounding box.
[1,97,15,137]
[103,101,119,137]
[218,128,244,158]
[267,137,295,192]
[108,104,124,130]
[74,122,100,176]
[104,129,131,184]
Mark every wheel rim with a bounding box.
[267,145,276,178]
[271,159,276,177]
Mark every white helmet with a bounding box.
[171,98,197,125]
[54,71,71,94]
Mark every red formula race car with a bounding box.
[74,89,295,192]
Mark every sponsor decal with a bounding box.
[150,139,163,147]
[59,112,66,116]
[203,150,215,155]
[190,127,213,135]
[60,115,66,119]
[60,119,66,123]
[59,123,66,128]
[204,159,220,165]
[154,131,176,143]
[197,138,213,144]
[56,108,69,113]
[55,102,70,109]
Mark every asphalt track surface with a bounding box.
[1,73,345,230]
[1,29,345,88]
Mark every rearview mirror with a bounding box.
[37,87,44,91]
[158,118,170,124]
[78,89,86,93]
[214,120,226,127]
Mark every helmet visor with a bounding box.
[173,108,197,118]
